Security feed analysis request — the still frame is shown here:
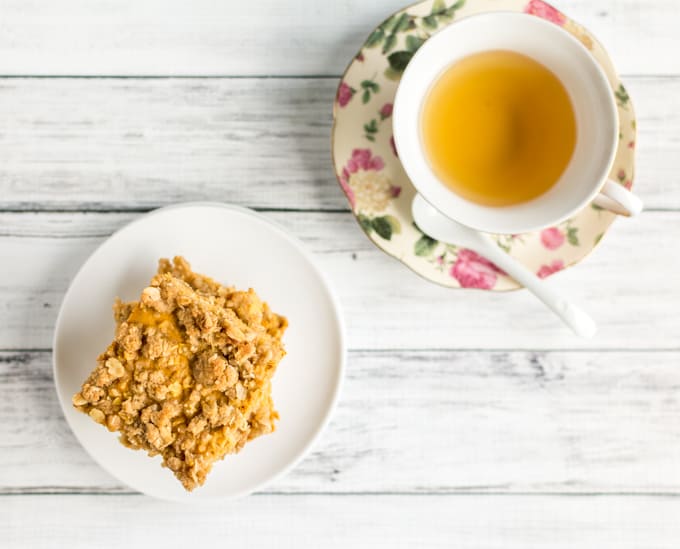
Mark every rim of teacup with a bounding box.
[393,11,620,235]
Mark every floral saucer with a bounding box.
[331,0,636,291]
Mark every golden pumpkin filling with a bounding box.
[72,256,287,491]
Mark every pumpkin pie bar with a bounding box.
[72,256,287,491]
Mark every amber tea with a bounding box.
[420,50,577,207]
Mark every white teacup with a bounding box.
[393,12,642,235]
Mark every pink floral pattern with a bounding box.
[537,260,565,279]
[380,103,393,119]
[343,148,384,177]
[540,227,565,250]
[450,249,504,290]
[616,168,633,189]
[524,0,566,26]
[339,148,386,209]
[337,82,355,107]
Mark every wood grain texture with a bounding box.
[2,494,680,549]
[0,76,676,211]
[0,0,676,76]
[0,211,677,351]
[2,350,679,494]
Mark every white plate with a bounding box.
[53,203,345,503]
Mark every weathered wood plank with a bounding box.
[0,0,675,76]
[0,78,341,211]
[2,494,679,549]
[0,76,675,211]
[0,211,677,351]
[2,350,679,494]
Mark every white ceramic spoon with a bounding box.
[412,194,597,338]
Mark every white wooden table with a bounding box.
[1,1,679,547]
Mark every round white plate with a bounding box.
[53,202,345,503]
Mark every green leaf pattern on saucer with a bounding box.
[332,0,636,291]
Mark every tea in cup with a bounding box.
[393,12,642,234]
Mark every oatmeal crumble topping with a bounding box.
[72,256,287,491]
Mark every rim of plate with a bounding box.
[52,201,346,503]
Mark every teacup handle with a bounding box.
[592,179,643,217]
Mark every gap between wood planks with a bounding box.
[2,347,680,354]
[2,490,680,497]
[0,207,352,215]
[0,73,675,79]
[0,207,676,216]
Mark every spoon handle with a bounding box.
[476,235,598,338]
